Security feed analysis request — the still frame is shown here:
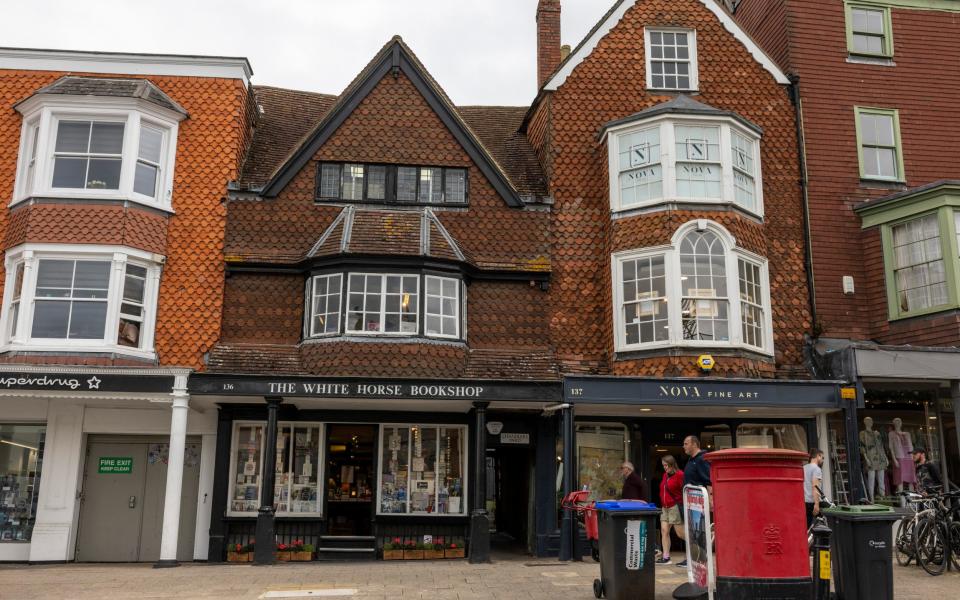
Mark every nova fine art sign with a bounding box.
[98,457,133,474]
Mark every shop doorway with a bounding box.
[488,444,533,554]
[75,436,201,562]
[324,424,376,536]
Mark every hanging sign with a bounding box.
[98,457,133,474]
[683,485,715,599]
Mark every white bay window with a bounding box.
[1,245,162,357]
[607,115,763,216]
[612,221,773,354]
[14,98,183,211]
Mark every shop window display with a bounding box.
[0,424,45,542]
[379,425,465,515]
[576,423,628,501]
[228,422,322,516]
[736,423,807,452]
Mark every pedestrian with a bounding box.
[620,461,646,500]
[804,448,824,528]
[913,449,942,494]
[677,435,712,568]
[657,454,685,564]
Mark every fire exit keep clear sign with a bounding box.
[98,457,133,474]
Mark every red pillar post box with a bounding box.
[708,448,812,599]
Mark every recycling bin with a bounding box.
[823,504,898,600]
[592,500,660,600]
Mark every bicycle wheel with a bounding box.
[895,518,915,566]
[949,521,960,572]
[916,518,948,576]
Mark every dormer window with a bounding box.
[316,162,468,205]
[13,77,186,212]
[604,98,764,217]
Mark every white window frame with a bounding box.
[611,220,773,355]
[345,273,420,336]
[607,115,764,217]
[0,244,163,359]
[644,28,699,92]
[309,273,343,338]
[424,275,461,340]
[376,423,469,517]
[12,95,183,212]
[226,420,326,518]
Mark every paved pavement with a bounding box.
[0,554,956,599]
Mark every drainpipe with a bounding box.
[788,76,819,335]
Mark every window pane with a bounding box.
[74,261,111,291]
[31,301,70,338]
[892,214,947,312]
[648,29,693,90]
[680,230,730,341]
[397,167,417,202]
[620,256,668,345]
[122,271,145,303]
[86,158,122,189]
[319,164,340,198]
[138,126,163,163]
[52,157,87,188]
[232,425,264,513]
[56,121,91,153]
[118,317,141,347]
[68,301,108,339]
[89,122,124,154]
[367,165,386,200]
[418,167,443,203]
[134,162,158,197]
[444,168,466,203]
[425,276,459,337]
[36,260,75,291]
[381,427,410,513]
[341,163,364,200]
[0,424,46,541]
[738,259,765,349]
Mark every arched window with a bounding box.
[679,230,730,343]
[612,221,772,354]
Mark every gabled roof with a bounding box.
[15,75,188,116]
[258,37,524,207]
[307,206,468,263]
[541,0,790,92]
[599,94,763,137]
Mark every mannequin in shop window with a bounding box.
[859,416,888,502]
[888,418,917,493]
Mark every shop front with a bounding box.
[555,375,843,559]
[190,374,561,563]
[0,366,212,564]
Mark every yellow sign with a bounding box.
[697,355,715,371]
[840,387,857,400]
[819,550,831,580]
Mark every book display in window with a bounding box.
[232,425,263,513]
[378,425,465,515]
[380,427,410,513]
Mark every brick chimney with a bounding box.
[536,0,561,88]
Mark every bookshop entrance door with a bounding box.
[324,424,376,536]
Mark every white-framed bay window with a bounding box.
[13,97,183,211]
[378,424,467,516]
[611,220,773,355]
[305,270,464,341]
[227,421,324,516]
[0,244,162,358]
[607,114,764,216]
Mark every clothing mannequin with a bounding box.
[889,418,916,492]
[859,416,888,502]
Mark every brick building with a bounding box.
[734,0,960,501]
[0,48,251,563]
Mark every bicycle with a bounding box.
[913,489,960,576]
[893,491,934,567]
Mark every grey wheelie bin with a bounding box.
[592,500,660,600]
[823,504,898,600]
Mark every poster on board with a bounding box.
[683,484,715,599]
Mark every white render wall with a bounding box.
[0,396,216,562]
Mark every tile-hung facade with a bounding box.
[735,0,960,502]
[0,49,252,563]
[526,0,840,577]
[194,38,560,564]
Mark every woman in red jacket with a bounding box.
[658,455,686,564]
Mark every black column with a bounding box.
[559,405,575,561]
[207,409,232,562]
[845,381,866,503]
[469,402,490,563]
[254,396,282,565]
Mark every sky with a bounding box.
[5,0,613,106]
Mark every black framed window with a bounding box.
[304,270,464,341]
[315,162,468,205]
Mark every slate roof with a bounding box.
[599,94,763,137]
[18,76,188,116]
[306,206,467,263]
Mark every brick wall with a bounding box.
[537,0,809,377]
[0,69,248,368]
[537,0,562,88]
[735,0,960,347]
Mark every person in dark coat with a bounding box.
[620,461,646,500]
